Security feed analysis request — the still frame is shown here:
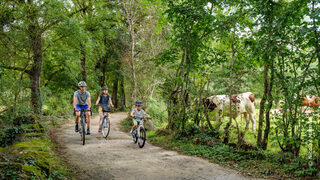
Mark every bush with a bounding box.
[0,127,24,147]
[0,138,69,179]
[147,98,168,127]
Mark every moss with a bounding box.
[22,164,43,178]
[1,137,69,179]
[25,132,43,138]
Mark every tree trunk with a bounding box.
[224,31,235,144]
[28,0,43,118]
[98,59,107,87]
[112,77,119,108]
[80,43,87,82]
[262,62,274,149]
[123,0,137,104]
[312,1,320,73]
[257,64,268,147]
[119,76,126,110]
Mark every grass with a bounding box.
[0,136,70,179]
[146,129,318,179]
[0,115,73,179]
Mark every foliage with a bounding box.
[1,0,320,178]
[0,138,69,179]
[0,127,24,147]
[148,131,318,178]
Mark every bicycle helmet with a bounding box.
[102,86,108,90]
[78,81,87,87]
[135,100,143,106]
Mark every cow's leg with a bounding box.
[239,113,249,142]
[250,113,256,132]
[216,111,222,132]
[244,112,250,132]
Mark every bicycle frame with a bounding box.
[136,120,143,138]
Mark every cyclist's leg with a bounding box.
[75,105,81,132]
[130,120,138,134]
[106,112,110,121]
[85,106,91,128]
[98,107,103,131]
[75,105,81,123]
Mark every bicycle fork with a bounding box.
[136,126,141,138]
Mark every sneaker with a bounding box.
[75,124,79,132]
[98,128,101,133]
[86,128,91,135]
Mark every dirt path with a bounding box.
[54,112,255,180]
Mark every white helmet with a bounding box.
[78,81,87,87]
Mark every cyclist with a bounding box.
[130,100,151,135]
[73,81,92,135]
[95,86,114,133]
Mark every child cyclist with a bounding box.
[73,81,91,135]
[95,86,114,133]
[130,100,151,135]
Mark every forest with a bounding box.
[0,0,320,179]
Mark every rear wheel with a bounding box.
[102,116,110,138]
[138,128,146,148]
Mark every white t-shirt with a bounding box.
[132,108,146,120]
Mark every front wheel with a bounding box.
[81,117,86,145]
[132,130,138,143]
[138,128,146,148]
[102,117,110,138]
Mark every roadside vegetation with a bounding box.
[0,115,71,179]
[1,0,320,179]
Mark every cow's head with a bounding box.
[202,98,217,112]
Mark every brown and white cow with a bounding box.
[300,95,320,113]
[271,95,319,115]
[202,92,256,132]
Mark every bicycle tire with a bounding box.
[102,116,111,138]
[138,127,146,148]
[132,130,138,143]
[82,116,86,145]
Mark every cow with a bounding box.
[202,92,256,132]
[270,107,283,115]
[271,95,319,115]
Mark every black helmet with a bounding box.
[102,86,108,90]
[135,100,143,106]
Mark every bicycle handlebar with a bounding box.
[133,116,152,120]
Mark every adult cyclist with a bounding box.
[73,81,92,135]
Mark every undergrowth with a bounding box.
[144,123,319,179]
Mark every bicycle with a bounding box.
[131,117,151,148]
[79,109,87,145]
[100,105,111,138]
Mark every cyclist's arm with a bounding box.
[95,96,100,106]
[88,98,91,110]
[73,97,77,111]
[130,111,134,118]
[145,113,151,118]
[109,98,114,107]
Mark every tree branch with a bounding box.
[44,68,65,86]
